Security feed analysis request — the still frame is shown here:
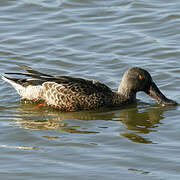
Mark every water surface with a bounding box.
[0,0,180,179]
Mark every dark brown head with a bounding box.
[118,67,177,106]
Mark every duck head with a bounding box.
[118,67,177,106]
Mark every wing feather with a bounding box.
[42,80,112,111]
[5,64,111,94]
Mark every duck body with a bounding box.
[1,65,177,111]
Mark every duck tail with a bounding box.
[1,74,25,95]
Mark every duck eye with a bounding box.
[139,75,144,80]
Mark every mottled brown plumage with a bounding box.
[1,64,177,111]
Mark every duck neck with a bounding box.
[118,84,136,102]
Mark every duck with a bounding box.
[1,64,177,111]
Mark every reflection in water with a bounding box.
[120,132,152,144]
[128,168,149,175]
[12,103,176,143]
[117,105,168,143]
[118,106,164,133]
[0,144,38,150]
[118,105,176,143]
[14,104,104,134]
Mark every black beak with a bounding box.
[146,82,177,106]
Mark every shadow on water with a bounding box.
[5,102,177,143]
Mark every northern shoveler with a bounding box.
[1,64,177,111]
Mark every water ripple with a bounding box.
[0,0,180,179]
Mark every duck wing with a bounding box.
[41,77,113,111]
[4,64,112,95]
